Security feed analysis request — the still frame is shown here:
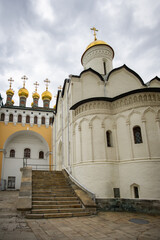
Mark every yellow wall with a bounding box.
[0,122,52,178]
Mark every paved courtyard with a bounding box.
[0,191,160,240]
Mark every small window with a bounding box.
[134,186,139,198]
[18,115,22,123]
[49,117,53,125]
[24,148,31,158]
[34,116,38,124]
[113,188,120,198]
[8,176,16,189]
[41,117,45,125]
[106,130,113,147]
[10,149,15,158]
[103,61,107,75]
[133,126,143,144]
[1,113,5,121]
[9,114,13,122]
[39,151,44,159]
[26,115,30,123]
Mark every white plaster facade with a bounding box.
[53,41,160,200]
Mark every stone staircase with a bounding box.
[26,170,91,218]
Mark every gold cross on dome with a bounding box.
[8,77,14,89]
[34,81,39,92]
[90,27,98,41]
[21,75,28,88]
[44,78,50,91]
[58,85,62,90]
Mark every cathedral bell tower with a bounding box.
[6,78,14,106]
[18,75,29,107]
[41,79,52,108]
[81,27,114,75]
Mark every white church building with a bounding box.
[53,32,160,200]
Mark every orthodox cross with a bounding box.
[90,27,98,41]
[8,77,14,89]
[58,85,62,90]
[34,81,39,92]
[44,78,50,91]
[21,75,28,88]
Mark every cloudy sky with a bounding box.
[0,0,160,107]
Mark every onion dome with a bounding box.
[31,102,33,107]
[6,88,14,96]
[32,91,40,99]
[42,90,52,101]
[11,99,14,104]
[53,104,56,109]
[18,88,29,98]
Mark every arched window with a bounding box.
[134,186,139,198]
[49,117,53,125]
[1,113,5,121]
[24,148,31,158]
[41,117,45,125]
[10,149,15,158]
[9,114,13,122]
[39,151,44,159]
[106,130,113,147]
[34,116,37,124]
[18,115,22,123]
[26,115,30,123]
[133,126,143,144]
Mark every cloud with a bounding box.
[0,0,160,107]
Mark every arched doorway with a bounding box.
[2,130,49,189]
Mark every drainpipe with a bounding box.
[54,113,56,170]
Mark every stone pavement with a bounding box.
[0,191,160,240]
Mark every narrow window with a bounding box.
[8,176,16,189]
[41,117,45,125]
[34,116,37,124]
[18,115,22,123]
[24,148,31,158]
[106,130,113,147]
[10,149,15,158]
[103,61,106,75]
[133,126,143,144]
[1,113,5,121]
[26,115,30,123]
[134,186,139,198]
[49,117,53,125]
[39,151,44,159]
[9,114,13,122]
[113,188,120,198]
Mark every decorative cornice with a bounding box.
[70,88,160,110]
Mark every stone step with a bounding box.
[32,200,80,205]
[32,193,75,197]
[32,196,78,201]
[32,204,82,209]
[31,208,85,214]
[26,212,90,219]
[32,189,72,194]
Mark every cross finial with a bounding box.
[90,27,98,41]
[44,78,50,91]
[21,75,28,88]
[58,85,62,90]
[8,77,14,89]
[34,81,39,92]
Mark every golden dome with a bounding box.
[86,40,108,50]
[31,102,33,106]
[6,88,14,96]
[32,91,40,99]
[42,90,52,101]
[18,87,29,98]
[11,99,14,104]
[53,104,56,109]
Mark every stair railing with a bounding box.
[63,167,96,201]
